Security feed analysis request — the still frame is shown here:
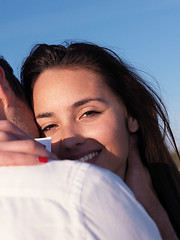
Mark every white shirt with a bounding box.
[0,161,161,240]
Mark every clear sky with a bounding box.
[0,0,180,148]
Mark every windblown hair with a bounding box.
[0,56,25,100]
[21,42,180,237]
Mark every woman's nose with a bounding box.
[60,125,85,150]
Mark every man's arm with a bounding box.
[0,160,162,239]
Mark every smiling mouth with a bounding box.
[78,151,100,163]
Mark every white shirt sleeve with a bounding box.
[0,161,162,240]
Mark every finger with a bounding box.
[0,151,48,166]
[0,140,58,160]
[0,130,19,142]
[0,120,32,140]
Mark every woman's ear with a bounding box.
[128,116,139,133]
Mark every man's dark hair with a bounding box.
[0,56,25,100]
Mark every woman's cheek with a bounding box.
[83,124,108,143]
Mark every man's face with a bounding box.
[10,98,40,138]
[0,65,39,138]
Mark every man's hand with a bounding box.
[0,120,57,166]
[0,120,32,141]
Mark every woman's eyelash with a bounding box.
[42,124,57,132]
[82,110,101,117]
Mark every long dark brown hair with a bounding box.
[21,42,180,237]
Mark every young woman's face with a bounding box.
[33,68,138,179]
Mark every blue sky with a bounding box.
[0,0,180,148]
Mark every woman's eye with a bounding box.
[42,124,57,132]
[81,110,100,118]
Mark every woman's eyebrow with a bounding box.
[36,112,54,119]
[36,98,106,119]
[73,98,106,108]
